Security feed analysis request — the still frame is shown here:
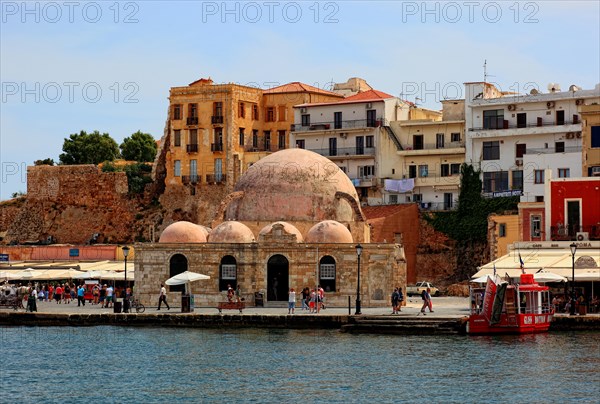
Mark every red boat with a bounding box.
[467,274,554,334]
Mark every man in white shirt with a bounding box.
[158,284,170,310]
[106,285,114,308]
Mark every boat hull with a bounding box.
[467,313,553,334]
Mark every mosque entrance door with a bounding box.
[267,255,289,302]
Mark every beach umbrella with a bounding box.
[165,271,210,294]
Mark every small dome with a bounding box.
[305,220,353,243]
[259,221,304,242]
[208,221,255,243]
[159,221,207,243]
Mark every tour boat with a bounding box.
[467,273,554,334]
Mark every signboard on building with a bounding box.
[0,254,9,262]
[483,190,523,198]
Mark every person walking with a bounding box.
[158,284,170,310]
[106,285,114,308]
[288,288,296,314]
[391,288,400,314]
[77,284,85,307]
[419,288,433,315]
[301,287,310,311]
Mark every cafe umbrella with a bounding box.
[165,271,210,295]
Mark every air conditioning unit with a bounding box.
[300,107,307,113]
[592,167,600,176]
[576,132,582,139]
[507,104,516,111]
[366,103,372,109]
[566,132,574,139]
[515,159,523,166]
[575,99,584,106]
[547,101,555,109]
[576,232,589,241]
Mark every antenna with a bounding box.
[415,97,422,107]
[483,59,487,83]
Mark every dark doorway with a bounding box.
[267,255,289,301]
[517,113,527,128]
[169,254,188,293]
[567,200,580,236]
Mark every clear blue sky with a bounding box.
[1,0,599,199]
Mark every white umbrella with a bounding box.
[11,268,36,281]
[165,271,210,294]
[471,275,491,283]
[534,271,567,283]
[72,270,103,280]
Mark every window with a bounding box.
[356,136,364,155]
[264,131,271,151]
[408,165,417,179]
[319,256,336,292]
[252,130,258,148]
[451,132,461,142]
[189,129,198,145]
[483,171,509,192]
[534,170,544,184]
[252,104,259,120]
[301,114,310,127]
[591,126,600,148]
[278,130,285,149]
[512,170,523,190]
[239,102,245,118]
[450,163,460,175]
[174,130,181,147]
[535,196,544,202]
[555,141,565,153]
[214,127,223,146]
[359,165,375,178]
[441,164,450,177]
[483,141,500,160]
[338,166,346,173]
[418,165,428,177]
[517,113,527,128]
[173,104,182,120]
[366,109,377,127]
[394,233,402,243]
[483,109,504,129]
[556,110,565,125]
[213,102,223,117]
[412,193,423,202]
[266,107,275,122]
[189,159,197,181]
[219,256,237,291]
[278,106,286,122]
[531,215,542,238]
[443,193,453,210]
[436,133,444,149]
[388,194,398,204]
[413,134,424,150]
[189,103,198,118]
[296,139,305,149]
[334,112,342,129]
[366,135,374,148]
[499,223,506,237]
[239,128,245,146]
[516,143,526,158]
[558,168,570,178]
[329,138,337,156]
[174,160,181,177]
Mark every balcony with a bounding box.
[399,141,465,156]
[186,117,198,125]
[292,118,385,133]
[211,116,224,124]
[181,175,199,185]
[211,143,223,152]
[469,120,581,139]
[418,202,456,211]
[309,147,375,158]
[525,146,582,154]
[186,144,198,153]
[350,177,377,187]
[244,145,278,152]
[470,119,580,132]
[550,225,600,241]
[206,174,226,184]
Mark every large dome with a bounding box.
[224,149,360,222]
[208,221,256,243]
[305,220,353,243]
[159,221,207,243]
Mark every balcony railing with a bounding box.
[211,116,224,124]
[181,175,200,185]
[292,118,386,132]
[244,145,280,152]
[469,119,580,131]
[403,141,465,151]
[206,174,226,184]
[211,143,223,152]
[186,117,198,125]
[525,146,582,154]
[550,225,600,241]
[418,202,456,211]
[309,147,375,158]
[186,144,198,153]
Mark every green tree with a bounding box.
[34,158,55,166]
[59,130,119,165]
[120,131,157,162]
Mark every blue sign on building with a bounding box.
[0,254,8,262]
[69,249,80,257]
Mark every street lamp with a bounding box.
[355,244,363,315]
[122,245,130,313]
[569,242,577,316]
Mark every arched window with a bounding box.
[219,255,237,291]
[319,256,336,292]
[169,254,188,293]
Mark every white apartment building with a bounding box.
[290,90,409,204]
[464,82,600,202]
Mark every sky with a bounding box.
[1,0,599,200]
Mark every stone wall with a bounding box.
[416,218,456,286]
[0,198,24,235]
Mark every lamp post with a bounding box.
[569,242,577,316]
[122,245,130,313]
[355,244,362,315]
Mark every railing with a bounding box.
[525,146,581,154]
[402,141,465,151]
[181,175,200,185]
[244,145,277,152]
[211,143,223,152]
[309,147,375,157]
[211,116,224,124]
[206,174,226,184]
[292,118,385,132]
[186,117,198,125]
[550,225,600,241]
[186,144,198,153]
[350,177,377,187]
[470,119,580,131]
[417,202,456,211]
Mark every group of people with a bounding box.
[290,285,325,314]
[391,287,404,314]
[12,282,122,310]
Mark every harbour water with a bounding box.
[2,327,599,402]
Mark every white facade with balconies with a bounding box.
[464,82,599,202]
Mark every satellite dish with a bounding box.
[530,89,539,95]
[547,83,561,92]
[569,84,580,92]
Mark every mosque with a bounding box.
[134,149,406,307]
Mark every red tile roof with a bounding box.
[263,82,343,97]
[344,89,394,102]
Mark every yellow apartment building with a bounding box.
[488,213,520,260]
[580,102,600,177]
